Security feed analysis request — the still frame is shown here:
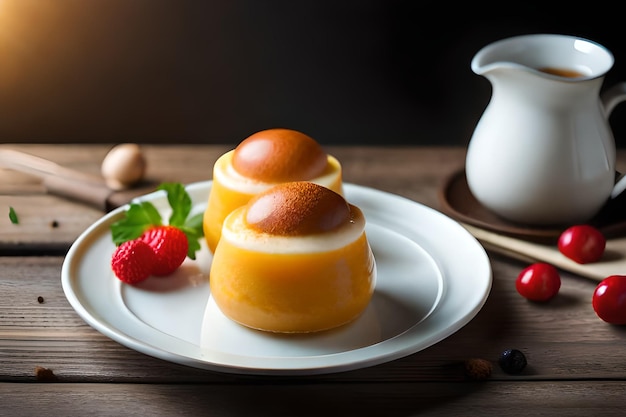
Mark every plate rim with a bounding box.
[61,181,492,375]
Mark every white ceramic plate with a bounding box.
[61,182,492,375]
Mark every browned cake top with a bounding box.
[244,181,352,236]
[231,128,328,182]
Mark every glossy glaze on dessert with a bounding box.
[203,128,343,253]
[209,182,376,334]
[231,128,328,183]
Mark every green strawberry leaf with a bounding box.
[110,183,205,260]
[158,182,192,228]
[178,212,205,260]
[111,201,162,245]
[180,227,203,260]
[184,212,204,234]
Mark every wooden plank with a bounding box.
[0,255,622,383]
[0,195,103,253]
[0,144,465,207]
[1,381,625,417]
[2,144,626,417]
[0,145,465,251]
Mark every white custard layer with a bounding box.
[213,151,342,195]
[220,205,366,254]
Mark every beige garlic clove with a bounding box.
[101,143,146,190]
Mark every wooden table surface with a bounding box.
[2,144,626,417]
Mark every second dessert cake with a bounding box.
[203,128,343,253]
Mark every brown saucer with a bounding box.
[438,170,626,243]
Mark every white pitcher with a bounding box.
[466,34,626,226]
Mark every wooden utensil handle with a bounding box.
[42,175,112,211]
[0,148,105,185]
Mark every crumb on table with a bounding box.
[34,366,58,381]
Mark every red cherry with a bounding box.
[558,225,606,264]
[516,263,561,302]
[592,275,626,325]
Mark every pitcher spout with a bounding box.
[471,57,532,77]
[471,34,614,81]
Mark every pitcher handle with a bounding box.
[602,82,626,115]
[603,82,626,198]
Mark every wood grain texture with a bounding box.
[0,145,461,251]
[1,145,626,416]
[2,381,626,417]
[1,254,617,382]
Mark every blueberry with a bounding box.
[499,349,527,374]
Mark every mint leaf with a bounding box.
[158,182,191,227]
[110,182,205,260]
[179,212,205,260]
[182,228,203,260]
[111,201,162,245]
[184,212,204,234]
[8,207,18,224]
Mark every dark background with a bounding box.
[1,0,625,146]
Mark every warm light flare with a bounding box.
[1,4,20,76]
[0,0,185,141]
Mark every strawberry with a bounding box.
[140,225,189,276]
[110,183,204,282]
[111,239,156,284]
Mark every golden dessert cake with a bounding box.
[209,181,376,334]
[203,128,343,253]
